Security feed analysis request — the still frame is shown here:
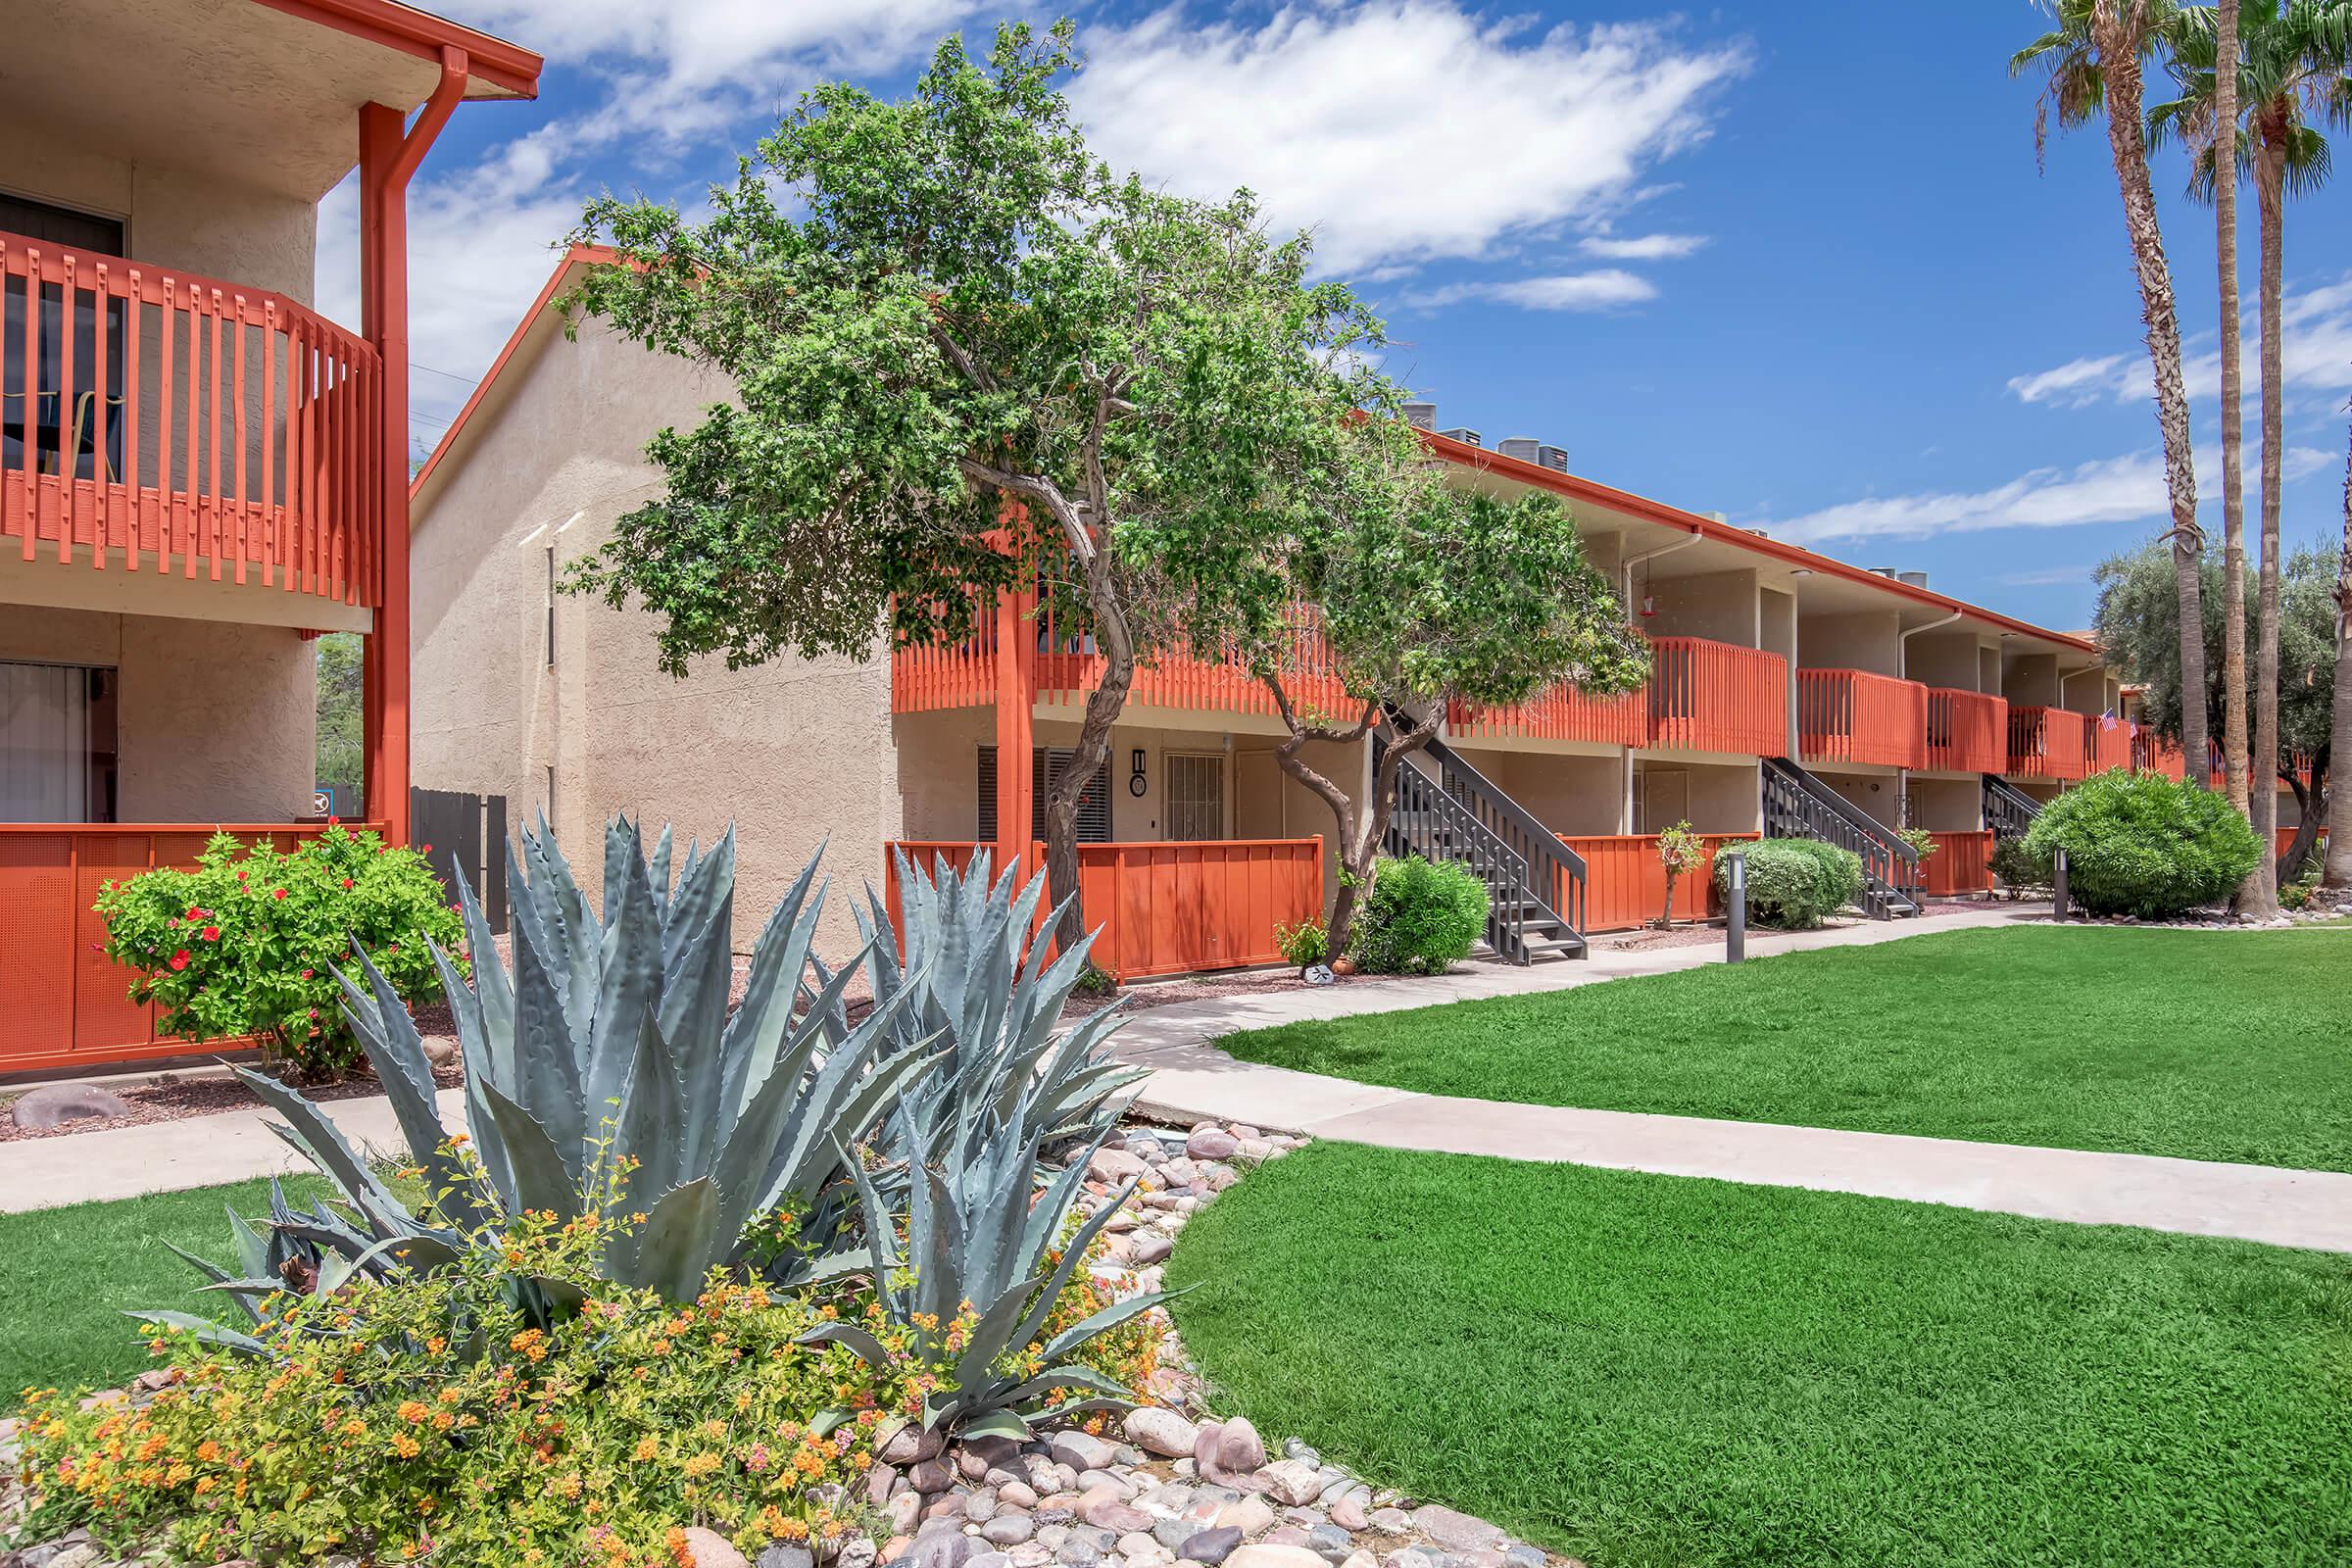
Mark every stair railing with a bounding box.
[1761,758,1921,918]
[1376,741,1534,960]
[1421,730,1591,941]
[1981,773,2043,842]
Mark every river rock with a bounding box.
[1185,1128,1241,1161]
[9,1084,133,1130]
[678,1528,751,1568]
[1253,1462,1324,1508]
[1409,1509,1502,1555]
[1124,1406,1200,1458]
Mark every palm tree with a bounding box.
[2329,415,2352,891]
[2015,1,2210,790]
[2157,2,2351,906]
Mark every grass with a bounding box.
[1219,926,2352,1170]
[1167,1142,2352,1568]
[0,1176,329,1398]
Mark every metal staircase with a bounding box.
[1373,726,1589,963]
[1982,773,2043,841]
[1760,757,1922,919]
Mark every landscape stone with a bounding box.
[1328,1494,1369,1532]
[1502,1548,1546,1568]
[1001,1481,1040,1509]
[1130,1233,1174,1266]
[1381,1551,1437,1568]
[1253,1461,1325,1508]
[883,1426,950,1466]
[966,1490,1002,1523]
[905,1534,981,1568]
[1078,1493,1154,1534]
[760,1548,816,1568]
[9,1084,134,1130]
[1410,1509,1503,1555]
[1053,1431,1119,1473]
[1214,1497,1277,1537]
[1366,1512,1413,1538]
[1305,1525,1354,1563]
[1124,1406,1200,1458]
[910,1458,958,1494]
[1185,1128,1241,1161]
[1203,1417,1266,1478]
[1178,1527,1243,1566]
[1089,1148,1150,1183]
[887,1495,925,1536]
[679,1527,752,1568]
[983,1512,1038,1546]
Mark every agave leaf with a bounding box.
[122,1309,270,1359]
[809,1409,852,1440]
[797,1319,894,1365]
[991,1365,1137,1408]
[225,1202,270,1280]
[477,1079,580,1218]
[332,942,496,1232]
[1006,1171,1141,1357]
[610,1004,686,1208]
[582,839,663,1143]
[716,852,827,1118]
[1036,1288,1177,1366]
[647,823,675,925]
[233,1067,411,1229]
[609,1177,719,1302]
[956,1409,1034,1442]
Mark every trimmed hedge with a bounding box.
[2024,768,2264,918]
[1717,838,1864,930]
[1350,854,1490,974]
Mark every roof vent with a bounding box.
[1870,567,1899,579]
[1403,401,1437,431]
[1706,511,1727,523]
[1897,569,1930,589]
[1439,426,1483,448]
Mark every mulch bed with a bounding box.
[0,1061,465,1145]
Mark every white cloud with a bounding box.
[2009,273,2352,410]
[1771,445,2337,547]
[1068,5,1746,276]
[1996,564,2094,587]
[1579,232,1706,261]
[1411,270,1657,312]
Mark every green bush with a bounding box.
[1274,917,1330,970]
[1716,839,1863,930]
[1349,855,1489,974]
[2024,769,2264,918]
[90,823,463,1079]
[1988,835,2051,899]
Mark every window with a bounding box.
[0,194,124,254]
[0,661,117,822]
[1,195,128,483]
[1165,753,1225,841]
[977,746,1110,844]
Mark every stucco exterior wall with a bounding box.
[410,314,898,952]
[0,115,316,302]
[1907,633,1992,692]
[1814,767,1903,829]
[0,604,315,820]
[1644,568,1759,646]
[1799,611,1901,676]
[1453,746,1622,835]
[1905,775,1981,832]
[2003,653,2061,707]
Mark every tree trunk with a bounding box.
[2096,10,2209,783]
[2326,416,2352,891]
[1046,575,1136,960]
[2277,748,2327,886]
[1656,874,1678,932]
[2241,119,2287,914]
[1262,680,1382,955]
[2215,0,2250,827]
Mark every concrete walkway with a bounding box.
[6,906,2346,1255]
[1109,906,2352,1255]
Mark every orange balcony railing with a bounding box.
[1446,681,1647,746]
[1646,637,1788,755]
[1924,688,2008,773]
[1796,668,1927,769]
[1,231,383,606]
[2007,706,2091,781]
[2087,717,2132,774]
[2132,730,2186,780]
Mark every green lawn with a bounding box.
[0,1176,328,1398]
[1219,927,2352,1170]
[1167,1142,2352,1568]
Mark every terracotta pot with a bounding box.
[1330,956,1357,977]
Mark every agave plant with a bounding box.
[173,817,940,1337]
[847,849,1145,1170]
[813,1102,1169,1440]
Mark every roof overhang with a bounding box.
[2,0,541,204]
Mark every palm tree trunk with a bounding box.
[2215,0,2250,828]
[2326,416,2352,891]
[2243,120,2287,913]
[2094,10,2209,784]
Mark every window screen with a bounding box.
[977,747,1110,844]
[1165,753,1225,841]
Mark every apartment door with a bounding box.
[1637,766,1688,834]
[1165,752,1226,841]
[0,661,117,821]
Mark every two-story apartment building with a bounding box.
[0,0,541,1074]
[409,245,2167,977]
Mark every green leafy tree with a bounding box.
[313,632,364,816]
[2331,417,2352,888]
[2015,0,2212,789]
[1196,434,1647,951]
[561,23,1390,954]
[1655,821,1708,929]
[2093,539,2335,876]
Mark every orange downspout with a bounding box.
[358,45,467,846]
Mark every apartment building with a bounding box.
[0,0,542,1073]
[408,245,2180,977]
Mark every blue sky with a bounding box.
[327,1,2352,631]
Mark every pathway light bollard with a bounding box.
[1725,850,1746,963]
[2052,847,2070,922]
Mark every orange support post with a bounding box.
[992,584,1036,875]
[357,46,467,846]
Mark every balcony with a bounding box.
[1,232,381,609]
[1796,668,1927,769]
[1924,688,2008,773]
[1645,637,1788,755]
[2087,717,2132,774]
[2007,706,2091,781]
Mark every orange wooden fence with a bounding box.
[1,231,382,606]
[2007,706,2091,782]
[2278,826,2328,859]
[0,821,368,1075]
[1555,832,1760,932]
[1921,829,1996,896]
[2086,718,2132,774]
[1925,689,2007,774]
[1646,638,1788,755]
[1797,668,1927,769]
[884,837,1323,981]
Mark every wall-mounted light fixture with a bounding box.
[1129,748,1149,798]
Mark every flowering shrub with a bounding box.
[91,823,463,1079]
[1653,821,1707,929]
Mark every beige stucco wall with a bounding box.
[1634,760,1760,834]
[1813,767,1904,830]
[0,115,316,303]
[1799,611,1901,676]
[1452,746,1623,836]
[1907,633,1994,692]
[1905,775,1982,832]
[1644,568,1759,646]
[410,313,899,952]
[0,603,315,820]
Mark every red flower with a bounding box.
[301,968,315,980]
[184,907,203,921]
[327,815,340,826]
[272,888,288,901]
[201,925,220,942]
[236,870,248,883]
[168,950,191,971]
[420,844,432,854]
[340,878,354,891]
